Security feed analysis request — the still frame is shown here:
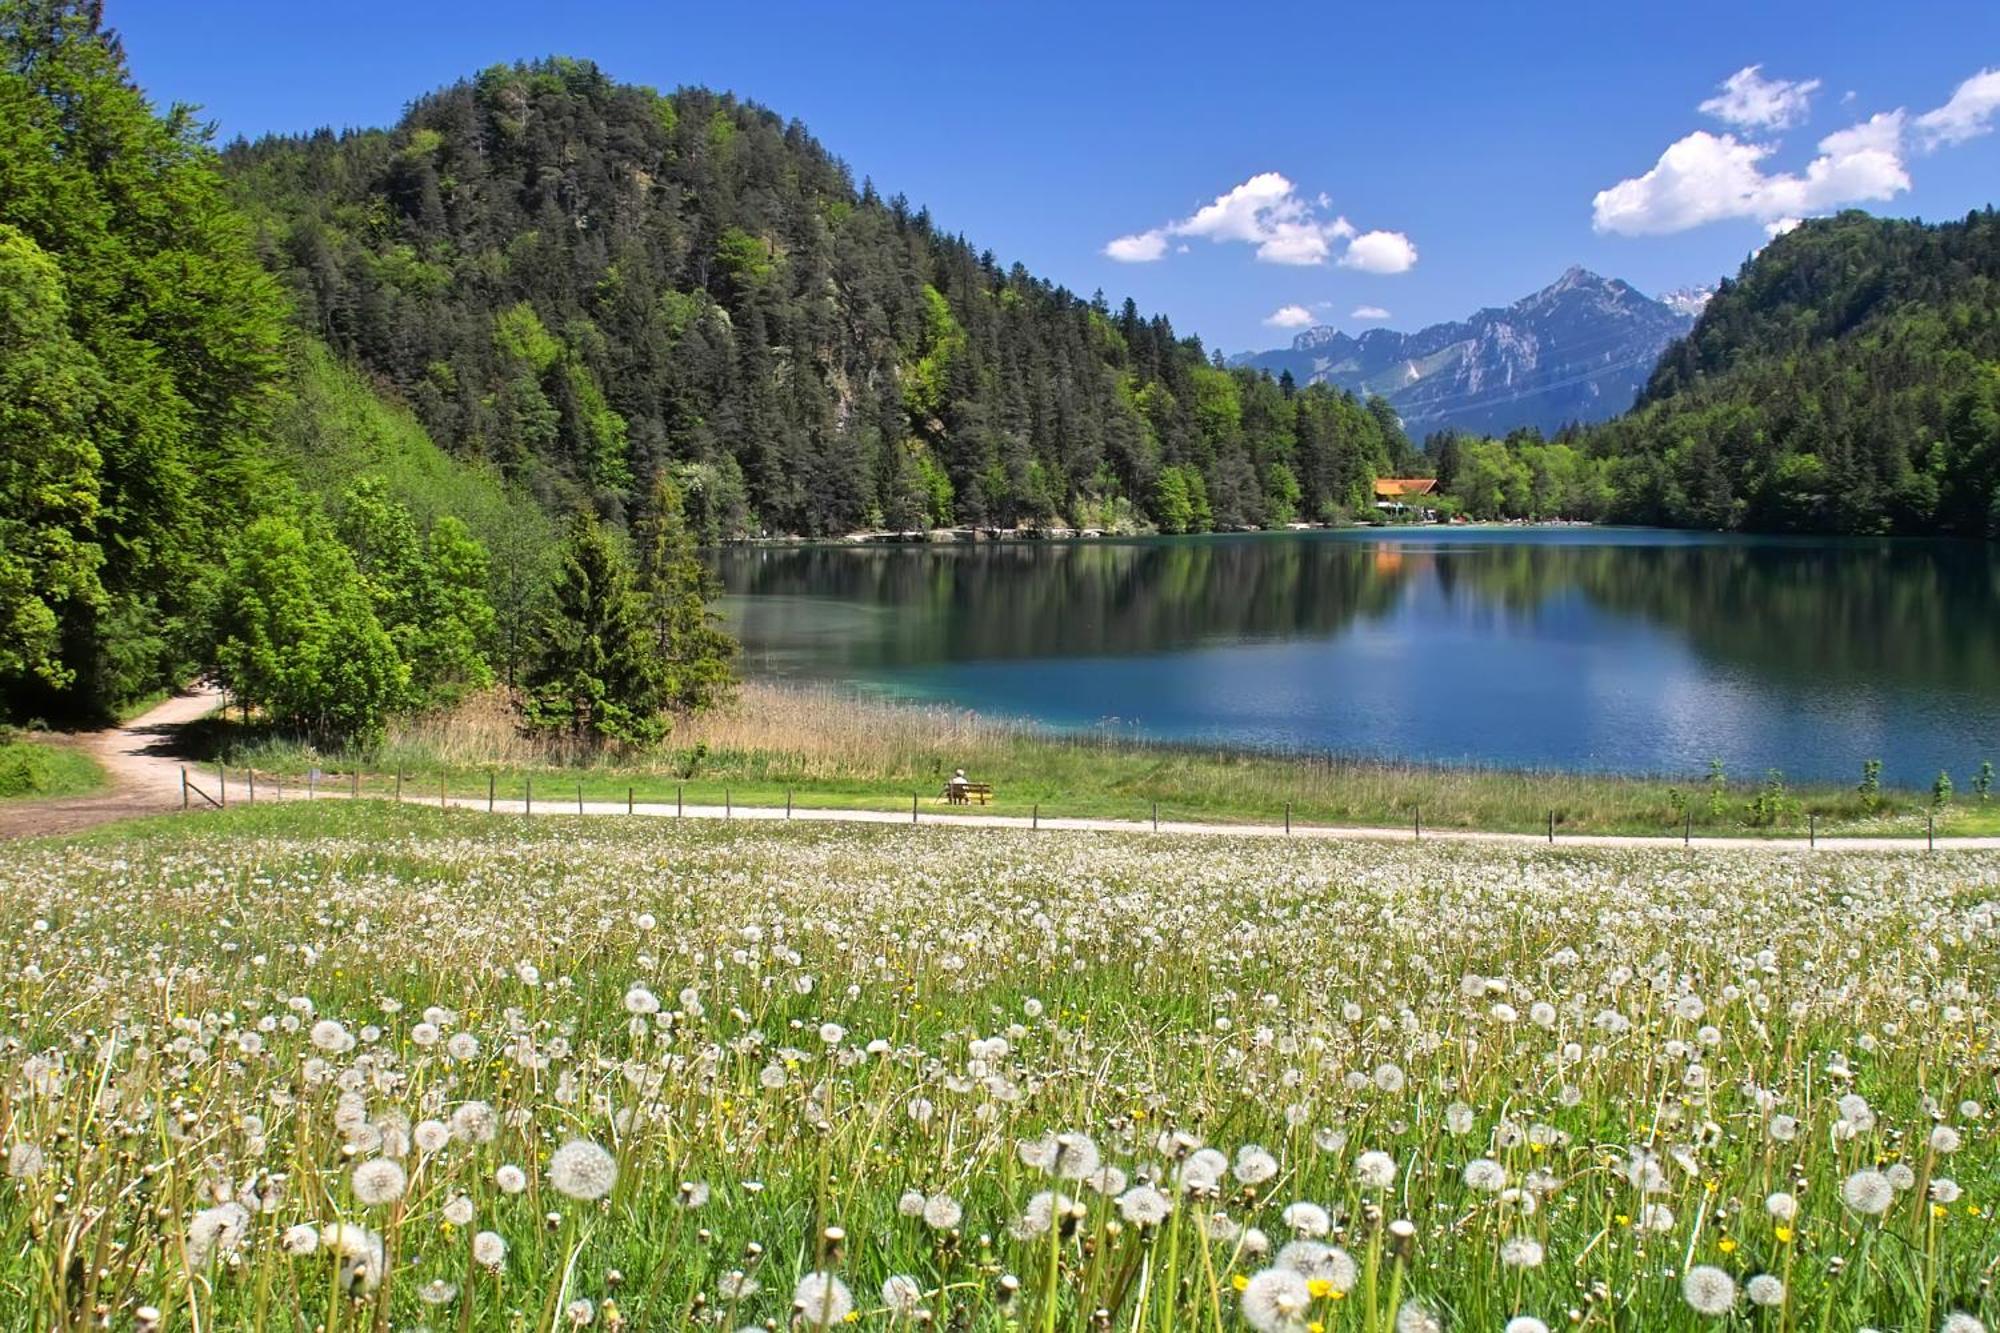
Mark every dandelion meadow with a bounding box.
[1,804,1996,1332]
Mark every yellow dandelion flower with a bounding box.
[1232,1274,1249,1292]
[1718,1237,1737,1254]
[1308,1278,1333,1298]
[1774,1226,1793,1243]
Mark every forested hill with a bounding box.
[223,59,1415,539]
[1591,209,2000,535]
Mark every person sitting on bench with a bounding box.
[947,768,969,804]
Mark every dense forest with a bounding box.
[1588,209,2000,536]
[222,58,1416,539]
[4,2,1998,733]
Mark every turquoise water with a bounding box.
[713,528,2000,783]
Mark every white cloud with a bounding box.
[1104,228,1169,263]
[1595,63,2000,238]
[1263,304,1317,329]
[1592,117,1909,236]
[1700,65,1821,130]
[1351,305,1392,320]
[1764,216,1803,238]
[1104,172,1412,271]
[1915,67,2000,148]
[1338,230,1419,273]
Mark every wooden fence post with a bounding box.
[1548,810,1555,844]
[525,777,532,816]
[1684,812,1691,846]
[395,770,402,803]
[677,785,683,819]
[181,767,188,810]
[1033,802,1039,831]
[786,790,792,820]
[248,770,255,804]
[912,793,918,824]
[628,786,634,815]
[351,770,359,800]
[487,772,495,813]
[1809,812,1815,848]
[1152,800,1158,832]
[577,781,583,815]
[218,766,225,808]
[1414,804,1421,842]
[1285,802,1291,836]
[725,789,731,820]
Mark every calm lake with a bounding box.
[713,528,2000,783]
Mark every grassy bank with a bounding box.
[190,684,2000,839]
[0,734,105,801]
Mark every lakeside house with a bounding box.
[1373,477,1439,518]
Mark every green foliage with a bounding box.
[523,512,666,747]
[0,735,101,799]
[633,473,738,714]
[210,514,407,741]
[1745,768,1799,827]
[1705,758,1728,818]
[0,1,288,720]
[1932,769,1954,807]
[336,478,497,708]
[1976,761,1994,802]
[0,223,101,692]
[1858,758,1883,810]
[1592,209,2000,535]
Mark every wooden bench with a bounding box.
[942,781,994,806]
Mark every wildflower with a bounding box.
[471,1230,506,1268]
[1930,1125,1962,1154]
[1682,1265,1736,1316]
[1765,1191,1797,1222]
[1275,1240,1357,1292]
[1464,1158,1507,1192]
[1746,1274,1785,1307]
[281,1223,319,1255]
[309,1019,351,1052]
[320,1224,384,1293]
[717,1270,760,1299]
[817,1022,846,1045]
[443,1194,475,1226]
[881,1274,923,1316]
[1117,1184,1173,1227]
[549,1139,617,1201]
[922,1193,962,1229]
[897,1189,927,1217]
[414,1119,451,1154]
[1506,1320,1551,1333]
[1841,1169,1894,1216]
[565,1298,594,1325]
[791,1272,854,1327]
[446,1031,480,1062]
[6,1143,44,1180]
[450,1100,498,1144]
[351,1158,408,1206]
[1500,1235,1544,1268]
[1234,1144,1279,1184]
[1443,1102,1475,1135]
[496,1163,527,1194]
[1239,1267,1312,1333]
[1940,1315,1986,1333]
[187,1201,250,1267]
[419,1279,458,1305]
[1354,1150,1397,1190]
[1280,1201,1331,1237]
[1396,1301,1442,1333]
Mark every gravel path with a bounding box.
[0,685,223,839]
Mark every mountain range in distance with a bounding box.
[1234,268,1714,439]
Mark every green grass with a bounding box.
[0,802,1993,1330]
[188,685,2000,841]
[0,735,105,801]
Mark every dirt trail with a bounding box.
[0,685,224,839]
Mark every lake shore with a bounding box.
[194,681,1998,841]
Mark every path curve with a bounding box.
[0,685,224,839]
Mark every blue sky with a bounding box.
[112,0,2000,353]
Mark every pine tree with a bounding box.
[524,511,665,747]
[634,472,738,714]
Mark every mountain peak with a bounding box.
[1240,266,1697,437]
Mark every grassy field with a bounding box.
[0,802,1995,1330]
[193,684,2000,839]
[0,734,105,801]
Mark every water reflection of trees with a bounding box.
[715,538,1412,664]
[718,536,2000,689]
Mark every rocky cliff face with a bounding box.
[1237,268,1696,437]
